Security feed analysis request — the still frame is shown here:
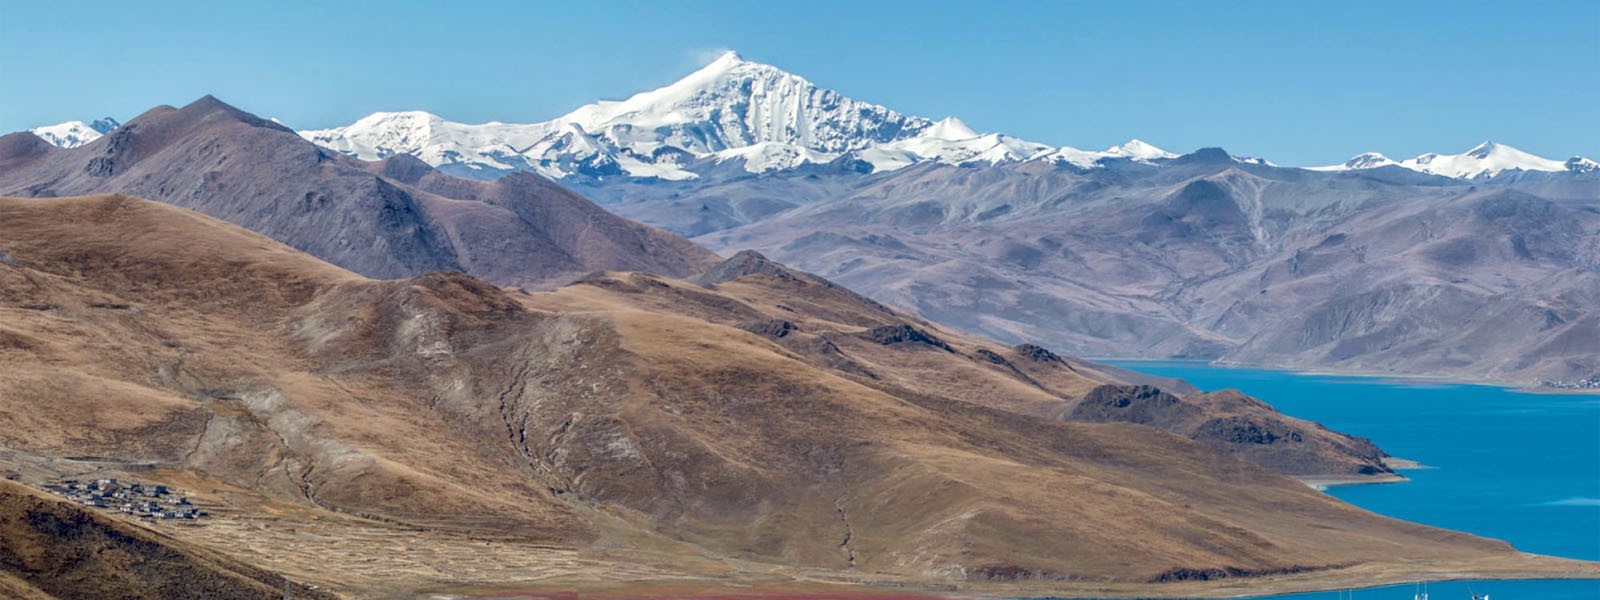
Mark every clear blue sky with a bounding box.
[2,0,1596,165]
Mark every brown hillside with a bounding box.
[0,195,1591,597]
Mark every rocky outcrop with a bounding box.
[1015,343,1064,363]
[737,318,797,339]
[1069,385,1391,478]
[861,324,951,351]
[1071,385,1198,430]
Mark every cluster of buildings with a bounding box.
[44,477,205,520]
[1542,375,1600,391]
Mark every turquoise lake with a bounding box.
[1095,361,1600,600]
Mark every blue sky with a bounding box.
[2,0,1596,165]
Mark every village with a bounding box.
[1541,375,1600,391]
[43,477,206,521]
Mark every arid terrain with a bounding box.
[1,194,1594,598]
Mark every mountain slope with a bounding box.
[3,194,1586,595]
[558,249,1397,479]
[0,96,719,288]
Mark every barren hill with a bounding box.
[0,195,1590,597]
[0,96,719,288]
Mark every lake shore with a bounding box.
[1093,358,1600,396]
[1296,456,1429,490]
[438,553,1600,600]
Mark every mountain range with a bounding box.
[271,53,1595,386]
[30,53,1594,182]
[283,52,1593,182]
[17,54,1599,387]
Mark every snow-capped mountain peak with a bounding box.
[1311,143,1582,178]
[550,50,931,163]
[1401,141,1566,178]
[1345,152,1398,169]
[920,117,981,141]
[29,117,121,148]
[1105,139,1176,160]
[303,111,443,158]
[1308,151,1398,171]
[1464,140,1500,159]
[301,111,552,160]
[282,52,1592,183]
[300,51,969,178]
[558,51,763,130]
[1564,156,1600,174]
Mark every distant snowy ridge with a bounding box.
[1311,142,1587,178]
[295,52,1169,181]
[29,117,120,148]
[1306,152,1399,171]
[20,53,1592,181]
[1106,139,1178,160]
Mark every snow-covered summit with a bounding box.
[1307,152,1398,171]
[29,117,120,148]
[855,116,1053,172]
[1564,156,1600,174]
[297,52,1152,180]
[302,52,954,178]
[289,53,1590,182]
[299,111,553,176]
[1314,143,1584,178]
[1402,141,1567,178]
[1105,139,1176,160]
[556,50,925,154]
